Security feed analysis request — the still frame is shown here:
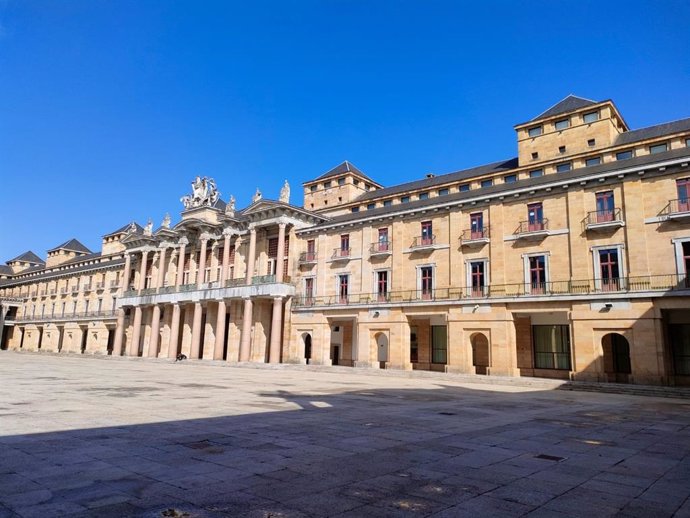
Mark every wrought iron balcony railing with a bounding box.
[299,251,317,264]
[331,248,352,260]
[584,208,624,228]
[516,219,549,235]
[370,241,392,255]
[411,235,436,249]
[664,198,690,218]
[460,228,490,244]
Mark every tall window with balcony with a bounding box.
[470,261,486,297]
[377,228,389,252]
[599,249,621,291]
[283,236,290,279]
[304,277,314,306]
[677,178,690,213]
[527,203,544,231]
[306,239,316,262]
[338,274,349,304]
[470,213,484,239]
[421,221,433,246]
[420,266,433,300]
[182,254,191,285]
[215,247,223,282]
[144,262,153,289]
[377,271,389,302]
[268,237,279,276]
[339,234,350,258]
[596,191,615,222]
[529,255,547,294]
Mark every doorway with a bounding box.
[376,332,389,368]
[471,333,490,375]
[602,333,631,382]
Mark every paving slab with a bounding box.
[1,352,689,517]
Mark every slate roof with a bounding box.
[103,222,144,238]
[47,238,92,254]
[8,251,44,265]
[0,265,13,276]
[615,117,690,146]
[530,95,598,122]
[353,158,519,203]
[311,161,380,185]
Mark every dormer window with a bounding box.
[459,184,470,192]
[323,181,332,188]
[401,196,410,203]
[616,150,633,160]
[585,157,602,167]
[480,179,493,188]
[419,192,429,200]
[556,162,572,173]
[367,203,376,210]
[310,185,317,192]
[583,111,599,123]
[528,126,542,137]
[529,169,543,178]
[353,179,360,186]
[438,188,450,196]
[383,200,392,207]
[338,178,346,186]
[649,143,668,154]
[555,119,570,130]
[504,174,517,183]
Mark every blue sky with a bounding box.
[1,1,689,260]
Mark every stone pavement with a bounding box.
[1,352,689,517]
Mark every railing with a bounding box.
[460,228,490,241]
[49,289,57,295]
[13,309,118,322]
[411,235,436,248]
[83,284,92,292]
[110,280,120,288]
[370,241,392,254]
[584,208,623,225]
[332,248,351,259]
[292,274,690,307]
[299,251,317,264]
[516,219,549,234]
[96,282,105,290]
[179,283,197,292]
[30,292,37,298]
[123,289,138,297]
[71,285,80,293]
[140,288,157,296]
[665,198,690,216]
[60,287,69,294]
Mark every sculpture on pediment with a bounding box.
[144,219,153,236]
[181,176,221,209]
[279,180,290,203]
[225,195,236,216]
[162,213,171,229]
[128,222,137,233]
[252,188,262,203]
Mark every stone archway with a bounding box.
[375,332,389,368]
[302,333,312,364]
[602,333,631,383]
[470,332,490,375]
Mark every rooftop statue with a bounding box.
[225,195,236,216]
[144,219,153,236]
[279,180,290,203]
[252,188,262,203]
[162,213,171,229]
[181,176,220,209]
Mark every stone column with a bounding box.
[168,304,181,358]
[128,306,143,356]
[213,300,226,360]
[239,297,253,362]
[122,253,132,292]
[245,227,257,282]
[197,238,209,288]
[190,302,203,359]
[220,232,232,285]
[268,297,283,363]
[148,305,161,358]
[176,241,187,287]
[276,222,287,283]
[112,253,132,356]
[157,247,167,289]
[138,251,149,291]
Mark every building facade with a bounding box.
[2,95,690,385]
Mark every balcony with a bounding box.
[370,241,392,257]
[410,235,437,251]
[299,251,318,266]
[60,287,69,294]
[96,282,106,291]
[584,209,625,231]
[13,309,118,323]
[515,219,549,240]
[71,285,80,293]
[83,284,93,293]
[49,288,57,296]
[110,280,120,288]
[460,228,490,247]
[331,248,352,261]
[663,198,690,221]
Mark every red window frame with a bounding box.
[529,255,546,294]
[421,221,433,245]
[306,239,316,261]
[678,179,690,212]
[340,234,350,256]
[470,213,484,239]
[377,228,389,252]
[470,261,485,296]
[304,278,314,306]
[599,249,620,291]
[527,203,544,232]
[339,274,349,304]
[377,271,388,301]
[596,191,614,222]
[421,266,433,299]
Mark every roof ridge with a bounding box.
[532,94,598,121]
[624,115,690,133]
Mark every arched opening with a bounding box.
[602,333,631,383]
[470,333,490,375]
[302,333,312,364]
[375,332,389,368]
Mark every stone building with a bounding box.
[1,95,690,385]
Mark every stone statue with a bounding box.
[279,180,290,203]
[144,219,153,236]
[128,222,137,233]
[252,188,262,203]
[181,176,221,209]
[225,195,236,216]
[162,213,171,229]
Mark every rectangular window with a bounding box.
[686,138,690,147]
[596,191,615,222]
[338,178,345,186]
[678,179,690,212]
[323,181,332,188]
[586,157,602,167]
[481,179,493,188]
[470,212,484,239]
[377,228,389,251]
[351,207,359,213]
[340,234,350,256]
[353,179,359,186]
[377,271,388,301]
[504,174,517,183]
[556,162,572,173]
[419,192,429,200]
[459,184,470,192]
[533,325,571,370]
[421,221,433,245]
[555,118,570,130]
[649,143,668,154]
[410,327,419,363]
[400,196,410,203]
[310,185,317,192]
[583,111,599,123]
[529,169,543,178]
[669,324,690,376]
[529,255,547,294]
[587,138,596,147]
[338,274,349,304]
[438,188,450,196]
[431,326,447,364]
[304,278,314,305]
[616,150,633,160]
[599,248,621,291]
[527,202,544,231]
[421,266,433,300]
[367,203,376,210]
[383,200,392,207]
[528,126,542,137]
[306,239,316,261]
[470,261,485,296]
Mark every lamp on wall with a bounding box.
[373,311,380,318]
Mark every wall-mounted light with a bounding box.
[373,311,380,318]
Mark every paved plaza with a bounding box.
[0,353,689,517]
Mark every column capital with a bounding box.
[178,236,190,246]
[222,227,238,237]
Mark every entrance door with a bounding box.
[331,345,340,366]
[303,334,312,364]
[603,333,631,383]
[376,333,389,368]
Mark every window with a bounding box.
[558,145,566,154]
[383,200,392,207]
[673,239,690,288]
[470,212,484,239]
[306,240,316,262]
[438,188,450,196]
[376,271,388,301]
[459,184,470,192]
[533,325,571,370]
[529,169,543,178]
[598,249,621,291]
[470,261,486,296]
[421,221,433,245]
[431,326,447,364]
[340,234,350,256]
[338,178,345,186]
[595,191,615,222]
[528,126,542,137]
[367,203,376,210]
[588,138,596,147]
[310,185,317,192]
[401,196,410,203]
[586,157,602,167]
[650,143,668,154]
[353,179,359,186]
[504,174,517,184]
[420,266,433,299]
[677,179,690,212]
[351,207,359,213]
[410,327,419,363]
[323,181,332,188]
[556,162,572,173]
[686,138,690,147]
[583,111,599,123]
[481,179,493,188]
[338,274,349,304]
[377,228,389,251]
[529,255,547,294]
[555,119,570,131]
[419,192,429,200]
[616,150,633,160]
[527,202,544,231]
[531,152,539,160]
